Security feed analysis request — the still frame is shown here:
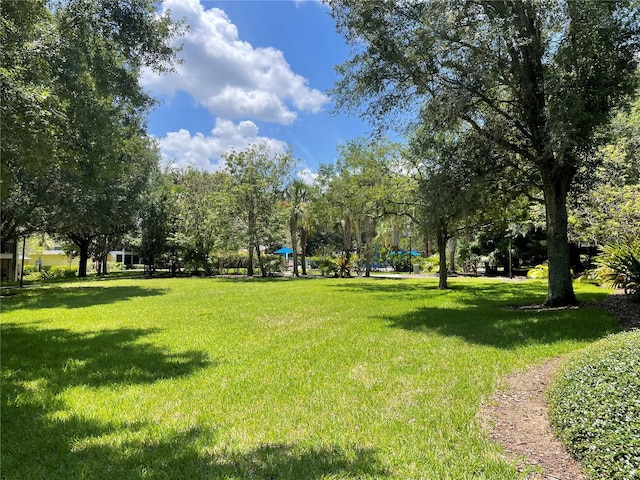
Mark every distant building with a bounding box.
[0,238,17,282]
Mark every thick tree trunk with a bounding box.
[542,169,577,306]
[77,239,90,278]
[437,224,448,290]
[247,244,254,276]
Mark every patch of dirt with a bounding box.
[482,291,640,479]
[482,357,585,479]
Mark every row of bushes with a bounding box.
[306,254,440,277]
[22,265,77,281]
[548,330,640,480]
[177,253,286,276]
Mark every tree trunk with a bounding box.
[290,215,299,277]
[247,209,256,276]
[392,223,399,252]
[77,239,90,278]
[364,218,375,278]
[300,227,308,275]
[364,237,373,277]
[437,223,448,290]
[101,236,108,276]
[255,237,266,277]
[542,168,577,306]
[354,221,362,265]
[448,237,457,274]
[146,255,154,278]
[247,244,254,276]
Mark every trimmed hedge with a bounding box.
[548,330,640,479]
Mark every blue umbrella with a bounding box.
[274,247,293,255]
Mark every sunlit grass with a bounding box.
[1,277,616,479]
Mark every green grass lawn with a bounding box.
[1,277,617,479]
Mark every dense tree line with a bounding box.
[1,0,182,276]
[3,0,637,300]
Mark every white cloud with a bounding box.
[142,0,329,125]
[296,168,318,185]
[157,119,288,171]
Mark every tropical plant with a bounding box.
[595,242,640,301]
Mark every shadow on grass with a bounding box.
[328,277,611,305]
[383,305,618,349]
[3,416,387,480]
[1,285,167,311]
[0,324,211,387]
[1,324,387,479]
[68,435,388,480]
[0,323,215,479]
[328,278,616,348]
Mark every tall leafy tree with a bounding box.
[224,144,294,277]
[317,138,407,277]
[1,0,184,276]
[1,0,59,243]
[330,0,640,306]
[136,167,173,277]
[569,87,640,247]
[285,179,311,277]
[410,131,489,288]
[48,130,160,276]
[172,168,232,275]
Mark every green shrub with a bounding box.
[45,265,77,279]
[22,265,77,282]
[216,253,250,273]
[548,331,640,480]
[23,271,43,282]
[420,254,440,273]
[318,256,338,277]
[391,253,412,272]
[107,261,124,272]
[527,263,549,279]
[262,254,284,275]
[23,264,39,274]
[596,242,640,302]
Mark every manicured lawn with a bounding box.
[1,277,616,479]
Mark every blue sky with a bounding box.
[142,0,371,181]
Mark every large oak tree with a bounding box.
[1,0,183,276]
[329,0,639,306]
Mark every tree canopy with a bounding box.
[329,0,640,305]
[1,0,184,260]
